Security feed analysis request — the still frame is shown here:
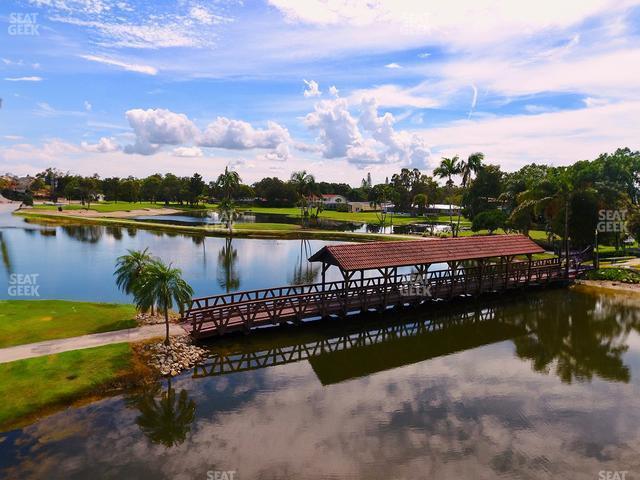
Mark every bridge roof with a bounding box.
[308,234,544,271]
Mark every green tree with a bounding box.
[457,152,484,233]
[413,193,428,215]
[290,170,316,217]
[135,259,194,345]
[433,156,462,235]
[471,210,507,234]
[217,166,241,200]
[114,248,153,313]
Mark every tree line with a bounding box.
[26,146,640,245]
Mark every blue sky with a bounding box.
[1,0,639,184]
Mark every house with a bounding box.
[321,194,348,209]
[425,204,461,216]
[347,201,376,213]
[321,194,347,205]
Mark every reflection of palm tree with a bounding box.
[217,237,240,292]
[62,225,103,243]
[128,378,196,447]
[512,291,631,384]
[0,232,12,274]
[290,239,319,285]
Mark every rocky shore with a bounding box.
[143,336,207,376]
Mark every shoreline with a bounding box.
[14,209,418,242]
[20,206,184,218]
[573,279,640,293]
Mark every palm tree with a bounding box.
[216,166,241,200]
[290,170,316,218]
[433,156,461,236]
[114,248,153,312]
[218,197,239,234]
[457,152,484,234]
[135,259,194,345]
[513,171,574,276]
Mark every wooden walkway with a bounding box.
[182,256,577,338]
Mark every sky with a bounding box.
[1,0,639,185]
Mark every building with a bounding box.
[321,194,348,209]
[347,201,376,213]
[425,203,461,216]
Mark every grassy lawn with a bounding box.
[0,300,137,348]
[0,343,133,429]
[233,222,301,231]
[31,201,212,213]
[244,206,471,226]
[583,268,640,284]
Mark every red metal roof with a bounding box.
[308,235,544,271]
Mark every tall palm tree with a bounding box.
[135,259,194,345]
[290,170,316,218]
[433,156,461,236]
[218,197,239,234]
[216,166,241,200]
[114,248,153,312]
[457,152,484,234]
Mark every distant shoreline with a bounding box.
[18,206,183,218]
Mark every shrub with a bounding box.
[471,210,507,234]
[583,268,640,284]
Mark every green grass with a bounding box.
[0,343,133,429]
[583,268,640,284]
[0,300,137,348]
[243,206,470,226]
[31,201,211,213]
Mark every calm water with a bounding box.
[0,205,349,302]
[1,204,640,479]
[1,288,640,479]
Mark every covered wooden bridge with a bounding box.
[182,234,577,338]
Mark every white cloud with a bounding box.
[418,52,431,58]
[173,146,203,157]
[304,95,430,167]
[198,117,291,150]
[4,76,42,82]
[79,54,157,75]
[258,143,291,162]
[350,84,440,109]
[124,108,199,155]
[84,100,92,111]
[328,85,340,97]
[423,100,640,170]
[268,0,636,49]
[189,6,225,25]
[81,136,120,153]
[3,135,24,141]
[303,79,322,97]
[384,62,401,69]
[583,97,610,108]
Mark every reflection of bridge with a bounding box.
[183,235,590,338]
[193,301,530,383]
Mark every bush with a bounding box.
[583,268,640,284]
[471,210,507,234]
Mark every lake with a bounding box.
[1,205,639,479]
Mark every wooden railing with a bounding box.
[182,257,576,338]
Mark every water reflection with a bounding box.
[126,378,197,448]
[61,225,103,243]
[217,238,240,292]
[513,286,638,384]
[1,288,640,479]
[0,232,12,274]
[289,239,319,285]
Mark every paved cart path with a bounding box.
[0,323,187,364]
